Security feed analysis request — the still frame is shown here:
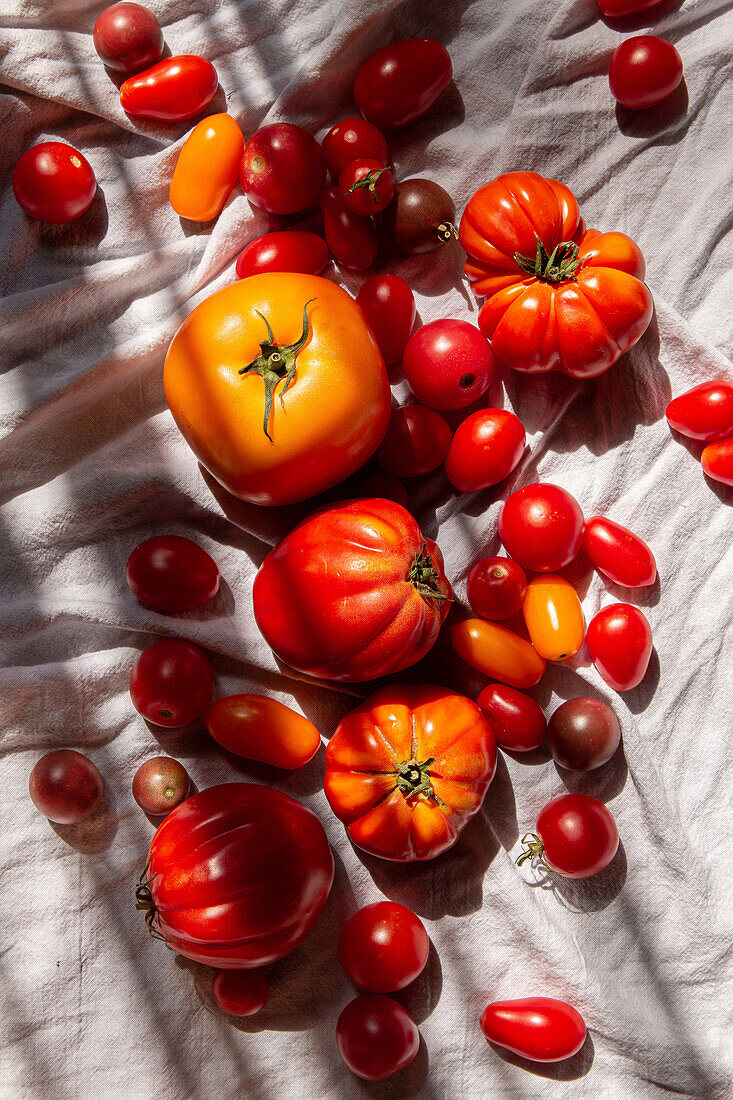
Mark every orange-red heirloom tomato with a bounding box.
[450,619,546,688]
[459,171,653,378]
[204,694,321,769]
[163,273,390,506]
[324,684,497,861]
[169,113,244,222]
[253,498,452,682]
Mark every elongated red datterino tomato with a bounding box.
[666,380,733,442]
[582,516,656,587]
[481,997,587,1063]
[586,603,652,691]
[121,55,218,123]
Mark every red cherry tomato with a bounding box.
[321,118,389,181]
[338,158,395,216]
[126,535,220,612]
[356,275,415,365]
[598,0,665,15]
[519,793,619,878]
[582,516,656,587]
[445,409,525,493]
[336,995,420,1080]
[587,603,653,692]
[239,123,326,215]
[92,2,164,74]
[402,320,495,411]
[12,142,96,224]
[212,970,269,1017]
[609,36,683,110]
[129,639,214,727]
[499,484,585,573]
[29,749,104,824]
[353,39,452,130]
[339,901,429,993]
[467,557,528,621]
[320,186,378,271]
[377,405,452,478]
[476,684,547,752]
[666,380,733,442]
[235,231,329,279]
[120,55,218,123]
[481,997,586,1063]
[701,438,733,487]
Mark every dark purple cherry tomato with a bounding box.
[336,995,420,1081]
[377,405,452,478]
[235,231,329,279]
[701,438,733,486]
[322,119,389,181]
[467,557,528,621]
[481,997,587,1063]
[385,178,456,255]
[445,409,526,493]
[320,186,378,271]
[356,275,415,365]
[338,159,395,216]
[126,535,220,612]
[547,697,621,771]
[609,36,683,110]
[212,970,269,1017]
[586,603,652,692]
[120,56,218,123]
[132,756,190,815]
[477,684,546,752]
[13,143,96,224]
[353,39,452,130]
[582,516,656,587]
[339,901,429,993]
[666,380,733,442]
[129,639,214,728]
[29,749,104,824]
[402,319,495,410]
[93,2,164,74]
[239,123,325,215]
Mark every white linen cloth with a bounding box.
[1,0,732,1096]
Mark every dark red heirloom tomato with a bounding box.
[120,56,218,123]
[481,997,586,1063]
[136,782,334,967]
[666,380,733,442]
[587,603,652,691]
[320,186,378,271]
[126,535,220,612]
[377,405,452,478]
[582,517,656,587]
[356,275,415,365]
[477,684,546,752]
[212,970,269,1017]
[445,409,525,493]
[609,36,683,110]
[129,639,214,727]
[467,557,528,621]
[546,698,621,772]
[337,995,420,1081]
[321,118,389,181]
[29,749,104,824]
[518,793,619,878]
[240,123,326,215]
[402,319,495,411]
[93,2,164,74]
[235,231,329,279]
[12,142,96,224]
[354,39,452,130]
[499,484,584,572]
[339,902,429,993]
[701,438,733,487]
[253,498,451,682]
[339,159,395,216]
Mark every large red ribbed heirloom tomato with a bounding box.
[135,783,334,968]
[252,498,452,682]
[324,684,497,861]
[459,171,653,378]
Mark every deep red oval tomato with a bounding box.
[120,56,218,123]
[598,0,665,15]
[481,997,586,1063]
[353,39,452,130]
[466,557,528,621]
[320,186,378,271]
[337,995,420,1081]
[235,231,329,279]
[92,2,164,74]
[126,535,220,612]
[356,275,416,365]
[701,438,733,487]
[609,36,683,109]
[339,902,429,992]
[129,639,214,727]
[582,516,656,587]
[546,697,621,772]
[29,749,104,824]
[253,498,451,682]
[377,405,452,478]
[239,123,326,215]
[445,409,525,493]
[339,159,395,216]
[402,320,495,410]
[321,118,389,181]
[586,603,652,691]
[499,484,585,572]
[518,793,619,878]
[137,782,334,967]
[666,380,733,442]
[12,142,96,224]
[476,684,547,752]
[212,970,269,1017]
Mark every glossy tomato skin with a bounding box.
[93,2,163,74]
[377,405,452,478]
[141,782,334,967]
[235,231,329,279]
[120,56,218,123]
[339,159,395,216]
[132,757,190,815]
[339,902,429,993]
[239,123,326,215]
[322,118,389,180]
[325,684,496,862]
[204,694,321,769]
[499,484,585,572]
[356,275,415,365]
[598,0,664,15]
[476,684,547,752]
[129,639,214,727]
[12,143,96,224]
[385,178,456,255]
[533,793,619,877]
[701,438,733,486]
[170,113,244,222]
[337,995,420,1081]
[125,535,220,612]
[522,576,584,662]
[402,320,495,410]
[547,698,621,771]
[354,39,452,130]
[481,998,586,1062]
[253,499,451,682]
[451,619,546,689]
[609,36,683,109]
[666,380,733,442]
[320,186,378,271]
[445,409,525,493]
[583,516,656,587]
[467,557,528,621]
[587,603,652,691]
[212,970,268,1017]
[29,750,104,824]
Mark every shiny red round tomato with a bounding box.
[476,684,546,752]
[701,438,733,487]
[377,405,452,478]
[445,409,525,493]
[481,997,586,1063]
[321,118,389,181]
[235,230,329,279]
[666,380,733,442]
[129,639,214,727]
[339,158,395,216]
[126,535,220,612]
[499,484,585,572]
[582,516,656,587]
[336,995,420,1080]
[320,185,378,271]
[586,603,652,692]
[239,123,326,215]
[402,320,495,410]
[339,902,429,993]
[12,142,96,224]
[466,556,528,621]
[353,39,452,130]
[92,2,164,73]
[519,793,619,878]
[29,749,104,824]
[212,970,269,1017]
[356,275,415,365]
[609,36,683,109]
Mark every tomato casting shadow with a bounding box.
[554,744,628,804]
[485,1030,595,1081]
[615,79,689,139]
[391,941,443,1026]
[50,784,118,853]
[525,840,628,914]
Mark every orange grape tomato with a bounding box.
[170,113,245,222]
[450,619,546,688]
[204,694,321,769]
[522,576,584,662]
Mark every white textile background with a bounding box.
[1,0,732,1097]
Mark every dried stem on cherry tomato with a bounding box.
[239,299,316,440]
[516,832,550,870]
[347,167,389,204]
[437,221,458,242]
